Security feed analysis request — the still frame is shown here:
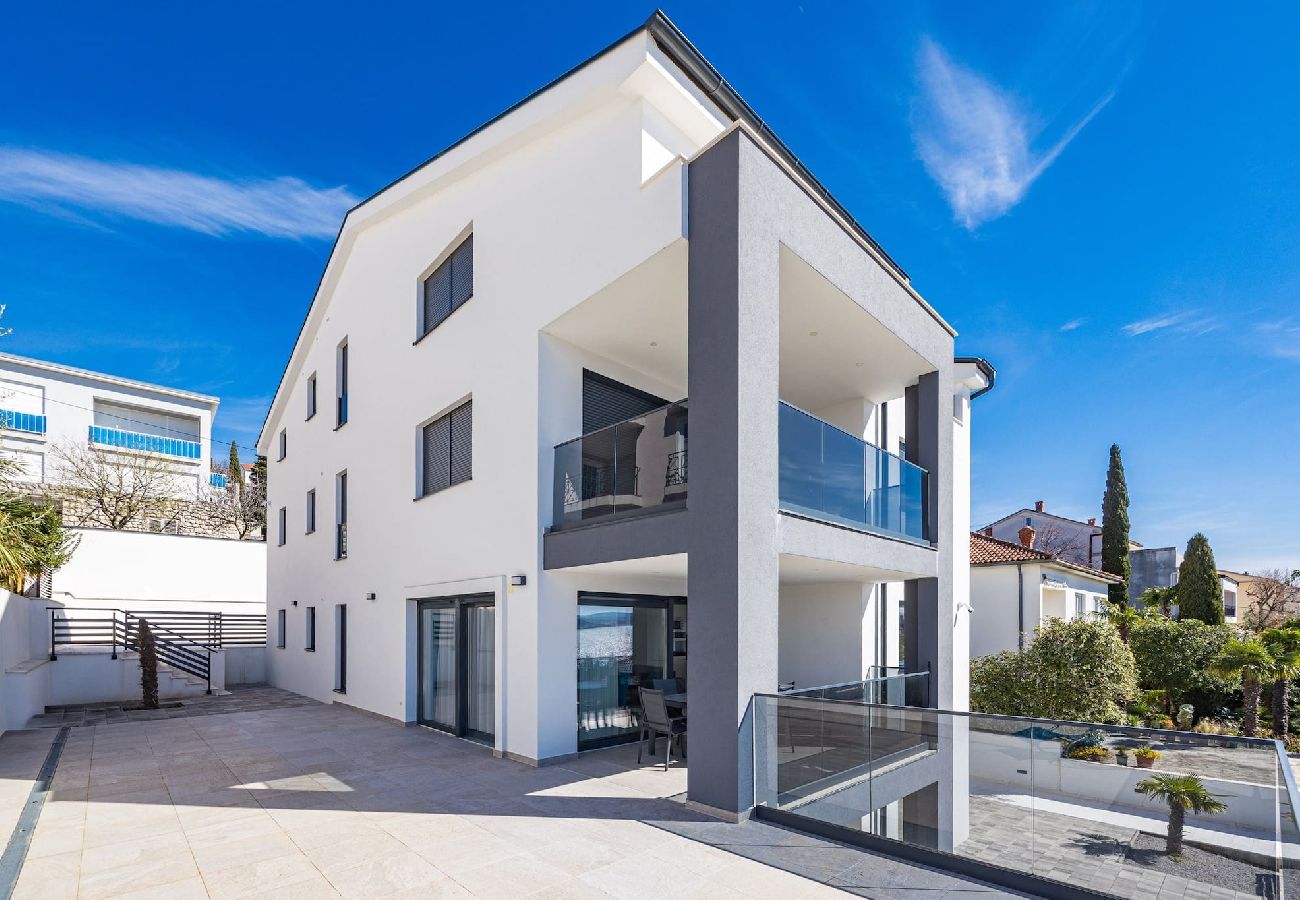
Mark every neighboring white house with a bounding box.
[970,529,1119,658]
[0,350,221,498]
[258,12,993,822]
[982,500,1141,570]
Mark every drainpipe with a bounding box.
[1016,562,1025,651]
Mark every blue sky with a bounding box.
[2,3,1297,571]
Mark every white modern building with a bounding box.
[969,529,1119,657]
[0,351,221,498]
[259,13,992,820]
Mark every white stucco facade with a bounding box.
[0,351,219,499]
[970,553,1117,658]
[258,17,990,819]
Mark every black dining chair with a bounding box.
[638,689,686,771]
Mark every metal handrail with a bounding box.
[48,607,214,694]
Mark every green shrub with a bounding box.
[971,617,1137,722]
[1129,618,1236,715]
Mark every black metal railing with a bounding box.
[48,607,216,694]
[336,522,348,559]
[120,611,267,647]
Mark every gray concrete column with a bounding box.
[685,130,781,815]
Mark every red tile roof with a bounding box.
[969,532,1121,582]
[970,531,1054,564]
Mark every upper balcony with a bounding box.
[551,400,928,544]
[0,409,46,435]
[89,425,201,460]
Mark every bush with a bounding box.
[1192,718,1239,737]
[1129,618,1237,715]
[1066,745,1110,762]
[971,618,1138,722]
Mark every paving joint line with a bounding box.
[0,726,70,900]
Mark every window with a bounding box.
[307,373,317,420]
[335,471,348,560]
[306,489,316,534]
[305,606,316,651]
[278,429,287,461]
[1224,589,1237,618]
[276,609,286,648]
[420,234,474,338]
[277,507,287,546]
[336,340,349,428]
[420,400,472,497]
[334,604,347,693]
[1075,592,1087,618]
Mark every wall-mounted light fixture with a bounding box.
[292,600,298,607]
[365,592,377,601]
[510,575,526,587]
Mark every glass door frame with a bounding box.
[576,591,686,751]
[415,593,495,743]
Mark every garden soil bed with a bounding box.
[1126,832,1295,896]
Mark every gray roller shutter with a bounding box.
[422,399,472,496]
[421,235,474,336]
[582,370,668,434]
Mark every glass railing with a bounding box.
[752,695,1300,898]
[0,409,46,434]
[782,668,930,708]
[552,400,689,528]
[209,473,227,488]
[88,425,201,459]
[779,401,928,543]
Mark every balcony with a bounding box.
[0,409,46,435]
[88,425,201,460]
[552,401,689,528]
[209,472,227,488]
[778,402,928,544]
[551,400,927,545]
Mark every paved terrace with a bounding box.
[2,687,1022,899]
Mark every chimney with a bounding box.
[982,526,993,537]
[1018,525,1036,549]
[1034,500,1045,512]
[1087,517,1097,526]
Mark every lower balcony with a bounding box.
[0,409,46,435]
[89,425,201,460]
[549,399,928,545]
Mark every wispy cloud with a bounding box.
[213,395,272,449]
[1059,318,1086,332]
[1122,311,1219,337]
[912,38,1112,228]
[0,147,357,239]
[1255,319,1300,361]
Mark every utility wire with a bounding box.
[0,384,265,460]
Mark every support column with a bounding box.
[686,130,781,816]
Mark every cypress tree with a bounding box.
[1177,533,1224,624]
[228,441,244,490]
[1101,444,1131,606]
[137,619,160,709]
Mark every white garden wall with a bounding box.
[50,527,265,614]
[0,592,60,733]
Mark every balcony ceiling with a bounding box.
[779,246,934,410]
[542,240,687,396]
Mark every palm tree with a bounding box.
[1210,639,1274,737]
[1260,627,1300,738]
[1104,601,1143,644]
[1134,774,1227,855]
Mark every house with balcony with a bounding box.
[0,350,220,498]
[969,528,1120,657]
[257,12,993,825]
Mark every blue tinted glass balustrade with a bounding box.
[778,401,928,543]
[209,473,227,488]
[88,425,201,459]
[0,409,46,434]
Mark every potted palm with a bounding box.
[1134,774,1227,856]
[1133,745,1161,769]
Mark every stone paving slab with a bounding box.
[24,684,317,728]
[6,696,1026,899]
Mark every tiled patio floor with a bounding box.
[4,697,1023,899]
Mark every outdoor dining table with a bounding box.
[663,692,687,714]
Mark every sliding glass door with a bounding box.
[576,592,685,750]
[417,594,495,744]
